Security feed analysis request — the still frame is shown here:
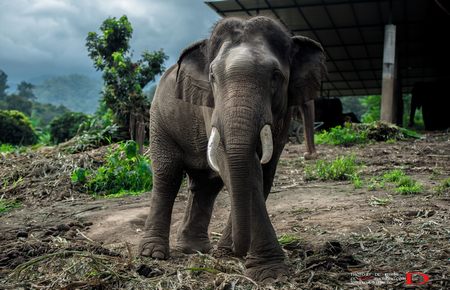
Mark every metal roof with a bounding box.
[205,0,450,97]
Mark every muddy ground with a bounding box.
[0,132,449,289]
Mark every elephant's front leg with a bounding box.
[244,164,288,282]
[176,170,223,254]
[139,139,183,259]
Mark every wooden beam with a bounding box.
[380,24,397,123]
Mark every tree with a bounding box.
[86,15,167,152]
[0,69,8,100]
[17,81,36,100]
[3,94,33,116]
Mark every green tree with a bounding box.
[0,69,8,100]
[3,94,33,116]
[86,15,167,152]
[17,81,36,100]
[49,112,89,144]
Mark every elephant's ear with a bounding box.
[288,36,327,106]
[175,39,214,107]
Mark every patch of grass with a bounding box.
[315,123,368,146]
[278,234,301,247]
[0,143,16,153]
[394,176,422,195]
[72,141,152,197]
[434,177,450,195]
[314,122,421,147]
[305,155,359,181]
[382,169,406,183]
[368,196,392,206]
[352,174,363,189]
[0,198,21,214]
[367,177,385,191]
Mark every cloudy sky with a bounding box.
[0,0,220,85]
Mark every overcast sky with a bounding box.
[0,0,220,85]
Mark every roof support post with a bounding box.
[380,24,397,124]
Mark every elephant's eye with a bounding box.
[209,72,215,83]
[271,69,284,95]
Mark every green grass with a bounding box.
[434,177,450,195]
[278,234,302,247]
[368,196,392,206]
[315,123,368,146]
[382,169,406,183]
[394,176,422,194]
[0,143,16,153]
[0,199,21,214]
[305,155,359,181]
[314,122,421,147]
[72,141,152,197]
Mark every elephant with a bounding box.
[139,16,326,282]
[409,81,450,130]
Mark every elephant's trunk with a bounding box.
[208,104,271,256]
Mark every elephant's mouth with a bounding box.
[207,124,273,172]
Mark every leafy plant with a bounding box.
[315,123,368,146]
[49,112,90,144]
[72,141,152,196]
[305,155,359,181]
[0,110,38,145]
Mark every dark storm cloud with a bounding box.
[0,0,219,84]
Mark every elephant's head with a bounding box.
[176,17,326,255]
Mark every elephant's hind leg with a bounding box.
[139,139,183,259]
[176,170,223,254]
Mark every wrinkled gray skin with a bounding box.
[139,16,326,282]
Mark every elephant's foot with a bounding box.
[245,256,288,283]
[139,237,170,260]
[175,235,212,254]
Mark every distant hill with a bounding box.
[33,74,102,114]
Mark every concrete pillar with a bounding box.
[380,24,397,123]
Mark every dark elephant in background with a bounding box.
[139,16,326,281]
[409,81,450,130]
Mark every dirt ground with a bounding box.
[0,132,449,289]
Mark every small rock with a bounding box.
[136,264,163,278]
[57,224,70,232]
[17,230,28,238]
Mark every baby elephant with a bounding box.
[139,16,326,282]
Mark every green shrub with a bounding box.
[305,155,359,181]
[64,105,118,153]
[72,141,152,196]
[315,123,368,146]
[315,122,420,147]
[0,110,37,145]
[49,112,90,144]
